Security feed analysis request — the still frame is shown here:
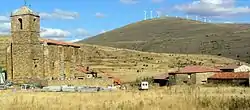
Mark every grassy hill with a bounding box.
[80,17,250,63]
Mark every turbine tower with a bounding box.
[195,16,198,21]
[150,11,153,19]
[204,17,207,22]
[144,11,147,20]
[157,12,160,18]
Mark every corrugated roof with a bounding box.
[208,72,249,79]
[39,38,81,48]
[153,73,169,79]
[170,65,221,74]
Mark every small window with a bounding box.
[34,18,36,22]
[18,18,23,29]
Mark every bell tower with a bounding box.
[9,6,43,83]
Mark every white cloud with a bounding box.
[39,9,80,20]
[68,39,83,43]
[76,28,89,37]
[0,22,10,35]
[0,16,9,23]
[95,12,106,18]
[99,30,107,34]
[175,0,250,17]
[223,21,234,24]
[152,0,164,3]
[40,27,71,39]
[120,0,139,4]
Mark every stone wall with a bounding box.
[5,7,83,83]
[195,72,215,84]
[170,74,196,85]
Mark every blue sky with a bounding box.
[0,0,250,42]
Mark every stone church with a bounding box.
[5,6,84,83]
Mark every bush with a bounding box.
[27,78,48,88]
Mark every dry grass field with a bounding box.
[1,85,250,110]
[80,44,240,82]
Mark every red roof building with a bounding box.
[169,65,221,74]
[207,72,250,86]
[153,73,169,80]
[208,72,249,80]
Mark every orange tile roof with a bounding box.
[39,38,81,48]
[170,65,221,74]
[208,72,249,79]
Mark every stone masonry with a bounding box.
[6,6,83,83]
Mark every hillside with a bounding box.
[79,44,239,82]
[80,17,250,63]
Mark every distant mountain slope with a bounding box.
[79,17,250,63]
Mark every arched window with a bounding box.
[18,18,23,29]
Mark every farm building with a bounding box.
[153,73,169,86]
[219,64,250,72]
[169,65,221,85]
[207,72,250,86]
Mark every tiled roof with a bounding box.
[39,38,81,48]
[208,72,249,79]
[153,73,169,79]
[9,37,81,48]
[170,65,221,74]
[219,64,240,70]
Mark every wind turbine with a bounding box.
[195,16,198,21]
[150,11,153,19]
[204,17,207,23]
[144,11,147,20]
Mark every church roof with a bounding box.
[39,38,81,48]
[12,6,38,16]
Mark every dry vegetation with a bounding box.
[81,17,250,63]
[1,85,250,110]
[0,36,248,110]
[80,43,239,82]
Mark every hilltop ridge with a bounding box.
[80,17,250,63]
